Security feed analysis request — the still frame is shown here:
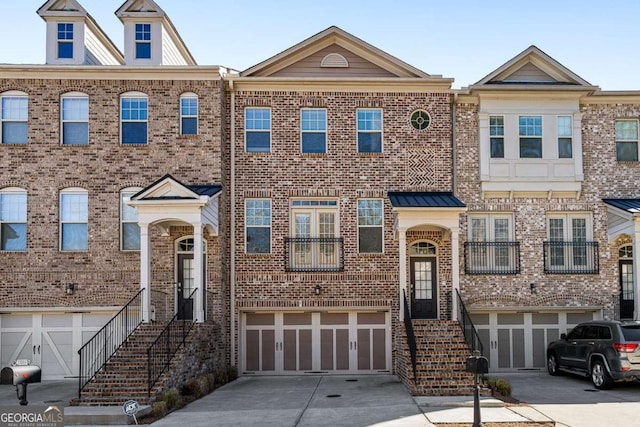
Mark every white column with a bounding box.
[398,228,407,321]
[451,227,461,321]
[140,223,151,323]
[633,218,640,321]
[193,223,205,323]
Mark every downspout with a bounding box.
[451,92,459,321]
[229,78,236,365]
[452,92,457,194]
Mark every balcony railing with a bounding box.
[285,237,344,272]
[543,241,599,274]
[464,241,520,275]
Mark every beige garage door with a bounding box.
[242,311,390,375]
[470,311,597,372]
[0,312,113,380]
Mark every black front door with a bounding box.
[620,260,634,319]
[410,257,437,319]
[177,254,194,320]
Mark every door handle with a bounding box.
[37,345,40,354]
[33,345,36,354]
[354,342,357,350]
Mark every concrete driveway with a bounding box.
[500,371,640,427]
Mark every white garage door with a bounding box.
[470,311,597,372]
[0,312,113,380]
[241,311,391,375]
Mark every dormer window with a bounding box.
[135,23,151,59]
[57,23,74,59]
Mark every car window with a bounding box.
[621,325,640,341]
[583,326,598,340]
[598,326,612,340]
[567,325,584,340]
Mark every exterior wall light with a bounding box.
[66,283,76,295]
[314,284,321,295]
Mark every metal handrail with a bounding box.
[78,288,144,398]
[464,241,521,275]
[147,288,198,396]
[456,289,483,355]
[543,241,599,274]
[402,289,417,381]
[284,237,345,272]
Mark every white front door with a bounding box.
[242,311,390,375]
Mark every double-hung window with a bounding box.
[545,213,597,273]
[1,92,28,144]
[519,116,542,158]
[135,23,151,59]
[245,199,271,254]
[301,109,326,153]
[60,188,88,251]
[180,93,198,135]
[245,108,271,152]
[557,116,572,158]
[121,188,141,251]
[358,199,383,253]
[289,200,341,271]
[466,214,518,274]
[57,23,73,59]
[616,120,638,161]
[357,109,382,153]
[489,115,504,158]
[61,93,89,145]
[121,93,148,144]
[0,188,27,251]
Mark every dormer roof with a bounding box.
[115,0,196,66]
[469,45,598,92]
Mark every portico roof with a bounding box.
[603,198,640,213]
[388,191,466,208]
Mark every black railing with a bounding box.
[147,288,197,396]
[284,237,344,272]
[402,289,417,381]
[456,289,483,355]
[543,241,599,274]
[464,241,520,275]
[78,288,144,398]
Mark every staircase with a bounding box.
[401,320,476,396]
[76,323,167,406]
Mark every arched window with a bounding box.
[60,187,88,251]
[61,91,89,145]
[410,241,437,256]
[1,90,28,144]
[0,187,27,251]
[120,91,148,144]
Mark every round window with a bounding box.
[410,110,431,131]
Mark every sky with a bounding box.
[1,0,639,90]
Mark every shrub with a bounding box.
[486,377,511,397]
[160,388,181,410]
[151,401,168,418]
[206,373,217,392]
[181,377,207,398]
[227,365,238,381]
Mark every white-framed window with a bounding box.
[357,108,382,153]
[0,187,27,251]
[519,115,542,158]
[489,115,504,158]
[1,91,28,144]
[301,108,326,153]
[180,93,198,135]
[60,188,88,251]
[57,22,73,59]
[121,188,141,251]
[289,200,340,270]
[467,213,516,273]
[61,92,89,145]
[120,92,148,144]
[358,199,383,253]
[245,199,271,254]
[135,23,151,59]
[616,119,638,162]
[245,107,271,152]
[546,213,596,273]
[557,115,572,159]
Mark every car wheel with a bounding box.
[547,353,561,376]
[591,360,613,390]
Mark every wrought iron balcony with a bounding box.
[543,241,599,274]
[464,241,521,275]
[285,237,344,272]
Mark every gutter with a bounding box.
[229,79,237,366]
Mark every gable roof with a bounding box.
[470,45,597,91]
[116,0,196,65]
[241,26,433,79]
[603,199,640,214]
[131,174,221,201]
[37,0,124,64]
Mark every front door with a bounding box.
[410,257,437,319]
[620,260,634,319]
[177,254,194,320]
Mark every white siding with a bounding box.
[84,27,121,65]
[161,26,188,66]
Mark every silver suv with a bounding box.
[546,320,640,389]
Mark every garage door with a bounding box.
[470,311,597,372]
[241,311,391,375]
[0,312,114,380]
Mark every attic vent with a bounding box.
[321,53,349,68]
